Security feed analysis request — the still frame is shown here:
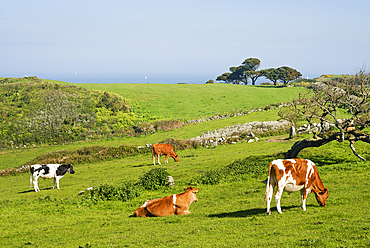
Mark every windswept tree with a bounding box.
[261,68,280,85]
[242,58,261,71]
[241,58,262,85]
[216,58,262,85]
[277,66,302,86]
[279,70,370,161]
[216,72,232,83]
[227,70,243,85]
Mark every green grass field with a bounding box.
[1,81,370,247]
[44,80,306,121]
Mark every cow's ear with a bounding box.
[193,188,199,193]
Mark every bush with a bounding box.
[85,182,140,202]
[136,168,170,190]
[191,155,275,185]
[162,138,202,150]
[21,145,151,168]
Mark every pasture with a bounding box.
[1,82,370,247]
[44,80,306,121]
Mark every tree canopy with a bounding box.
[216,58,302,86]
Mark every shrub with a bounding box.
[21,145,151,168]
[136,168,171,190]
[84,182,140,202]
[191,155,275,185]
[162,138,202,150]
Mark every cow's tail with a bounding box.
[264,162,273,203]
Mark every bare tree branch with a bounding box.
[281,70,370,160]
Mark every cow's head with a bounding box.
[173,154,179,162]
[314,188,328,207]
[184,186,199,203]
[67,164,75,174]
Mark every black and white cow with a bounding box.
[30,164,75,192]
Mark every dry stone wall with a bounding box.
[189,120,291,146]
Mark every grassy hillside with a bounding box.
[1,78,306,149]
[45,80,306,121]
[1,78,370,247]
[0,77,134,148]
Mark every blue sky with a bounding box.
[1,0,369,83]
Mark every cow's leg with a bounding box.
[33,177,39,192]
[176,210,191,215]
[152,153,156,165]
[265,183,274,215]
[53,178,56,189]
[157,154,161,165]
[55,177,60,189]
[300,188,308,211]
[165,155,169,164]
[274,186,284,214]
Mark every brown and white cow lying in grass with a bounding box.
[265,158,328,215]
[152,144,179,165]
[134,186,199,217]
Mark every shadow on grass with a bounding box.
[18,187,53,194]
[207,205,301,218]
[133,163,153,167]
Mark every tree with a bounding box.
[277,66,302,86]
[261,68,280,85]
[241,58,262,85]
[242,58,261,71]
[206,79,214,84]
[218,58,263,85]
[216,73,231,83]
[227,70,243,85]
[279,70,370,161]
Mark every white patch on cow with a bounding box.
[140,200,150,208]
[305,160,315,186]
[273,159,296,171]
[172,194,177,209]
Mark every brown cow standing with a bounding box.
[152,144,179,165]
[134,186,199,217]
[265,158,328,215]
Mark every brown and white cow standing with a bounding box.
[152,144,179,165]
[134,186,199,217]
[265,158,328,215]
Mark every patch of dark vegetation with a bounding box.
[136,168,171,190]
[81,168,172,203]
[25,145,151,166]
[161,138,202,150]
[84,182,141,202]
[134,120,183,134]
[190,155,284,185]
